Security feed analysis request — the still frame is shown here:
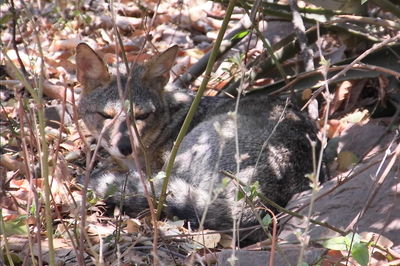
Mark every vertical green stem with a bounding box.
[0,209,15,266]
[156,0,238,217]
[38,109,55,265]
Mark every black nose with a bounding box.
[117,135,132,156]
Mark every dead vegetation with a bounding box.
[0,0,399,265]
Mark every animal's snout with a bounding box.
[117,135,133,156]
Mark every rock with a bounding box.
[217,248,325,266]
[279,122,400,248]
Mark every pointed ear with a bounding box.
[76,43,110,94]
[143,45,179,85]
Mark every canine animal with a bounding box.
[76,43,322,241]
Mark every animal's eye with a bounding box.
[135,112,150,120]
[97,111,113,119]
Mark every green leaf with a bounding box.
[1,218,28,236]
[0,13,12,25]
[262,214,272,228]
[29,203,37,216]
[249,181,259,199]
[323,236,347,250]
[361,0,368,5]
[345,232,361,247]
[221,177,230,186]
[236,190,245,201]
[351,242,369,266]
[231,30,250,40]
[3,252,23,264]
[124,99,131,112]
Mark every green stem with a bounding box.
[156,0,238,218]
[0,209,14,266]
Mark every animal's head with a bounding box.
[75,43,178,165]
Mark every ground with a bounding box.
[1,0,399,265]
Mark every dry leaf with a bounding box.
[126,218,142,233]
[330,80,352,115]
[343,109,369,123]
[218,233,233,248]
[192,230,221,249]
[337,150,358,172]
[49,38,81,52]
[326,119,347,138]
[360,232,393,248]
[302,88,312,101]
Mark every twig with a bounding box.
[334,15,400,30]
[238,1,288,83]
[346,139,400,232]
[172,12,252,89]
[220,170,346,235]
[297,23,329,265]
[10,0,28,77]
[289,0,314,72]
[16,91,43,266]
[0,209,14,266]
[304,34,400,109]
[268,62,400,99]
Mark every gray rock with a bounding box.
[217,248,325,266]
[279,123,400,247]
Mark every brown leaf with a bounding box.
[330,80,352,115]
[322,249,345,265]
[43,81,75,103]
[192,230,221,249]
[346,79,367,112]
[126,218,142,233]
[325,119,347,138]
[302,88,313,101]
[49,38,81,52]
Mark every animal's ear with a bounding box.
[143,45,179,85]
[76,43,110,94]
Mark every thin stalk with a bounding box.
[17,92,41,266]
[297,23,330,266]
[0,209,14,266]
[231,55,245,254]
[3,51,56,265]
[238,0,288,82]
[33,38,56,266]
[156,0,238,217]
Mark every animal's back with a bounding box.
[166,95,319,231]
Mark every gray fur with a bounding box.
[76,43,323,242]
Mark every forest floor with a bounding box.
[1,0,399,265]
